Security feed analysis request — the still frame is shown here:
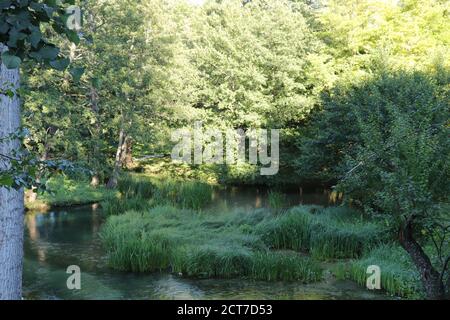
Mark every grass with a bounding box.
[117,174,155,199]
[100,205,323,282]
[248,251,322,282]
[101,196,153,216]
[334,244,425,299]
[267,191,287,214]
[101,174,214,215]
[25,175,117,211]
[152,179,213,210]
[256,206,390,260]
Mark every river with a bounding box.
[23,187,390,300]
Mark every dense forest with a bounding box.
[0,0,449,300]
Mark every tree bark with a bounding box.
[0,43,24,300]
[122,136,133,168]
[89,85,102,187]
[106,126,127,189]
[399,219,445,300]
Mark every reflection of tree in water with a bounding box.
[25,214,46,263]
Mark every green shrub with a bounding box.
[28,175,116,209]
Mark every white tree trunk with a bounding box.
[0,43,24,300]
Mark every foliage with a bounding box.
[25,175,116,210]
[0,0,80,70]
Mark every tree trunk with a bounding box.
[0,43,24,300]
[106,126,127,189]
[399,220,445,300]
[122,136,133,168]
[89,85,102,187]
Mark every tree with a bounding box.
[0,0,79,300]
[333,70,449,299]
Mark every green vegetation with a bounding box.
[100,205,323,282]
[2,0,449,300]
[101,174,214,215]
[267,191,287,214]
[257,206,389,260]
[335,245,425,299]
[26,176,116,211]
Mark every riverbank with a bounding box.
[25,176,117,211]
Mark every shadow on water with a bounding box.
[23,188,388,300]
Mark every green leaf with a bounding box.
[38,45,59,60]
[66,30,80,45]
[70,67,85,82]
[1,51,21,69]
[50,58,70,71]
[0,175,14,187]
[29,29,42,48]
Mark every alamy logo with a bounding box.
[66,6,82,31]
[171,121,279,175]
[366,265,381,290]
[66,265,81,290]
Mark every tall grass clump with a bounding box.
[100,210,179,271]
[256,207,313,251]
[309,221,386,259]
[117,174,155,199]
[249,252,322,282]
[257,206,390,260]
[174,245,254,278]
[337,244,425,299]
[153,179,213,210]
[101,196,152,216]
[267,191,287,214]
[100,205,323,283]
